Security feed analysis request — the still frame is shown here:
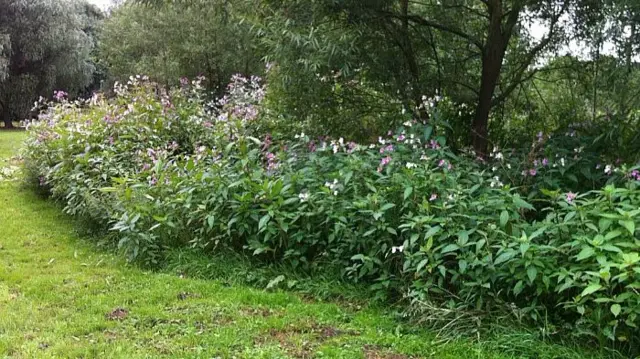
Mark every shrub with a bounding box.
[22,76,640,352]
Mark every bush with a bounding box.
[22,77,640,352]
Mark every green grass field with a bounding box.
[0,131,619,358]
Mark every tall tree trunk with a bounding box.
[0,101,11,128]
[399,0,424,118]
[471,1,511,157]
[472,52,502,156]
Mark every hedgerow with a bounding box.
[22,76,640,352]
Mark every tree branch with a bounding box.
[378,10,484,50]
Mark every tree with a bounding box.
[0,0,100,128]
[99,1,262,96]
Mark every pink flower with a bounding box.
[542,158,549,166]
[438,159,446,167]
[529,169,537,176]
[380,156,392,167]
[397,134,406,142]
[566,192,577,203]
[53,90,67,101]
[429,193,438,201]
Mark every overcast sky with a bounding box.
[88,0,112,10]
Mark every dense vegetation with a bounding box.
[0,0,103,127]
[8,0,640,357]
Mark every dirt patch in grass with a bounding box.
[106,308,128,320]
[239,305,283,318]
[254,322,360,358]
[363,344,412,359]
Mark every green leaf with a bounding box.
[424,226,441,238]
[527,266,538,283]
[403,186,413,200]
[564,211,577,223]
[581,283,603,297]
[604,230,622,240]
[380,203,395,212]
[494,250,515,265]
[458,259,468,273]
[258,214,271,231]
[416,258,429,273]
[576,247,595,261]
[351,254,365,261]
[619,220,635,235]
[513,196,535,211]
[266,275,285,290]
[513,280,524,295]
[611,304,622,318]
[457,231,469,246]
[441,244,459,254]
[499,210,509,228]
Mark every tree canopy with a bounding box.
[0,0,101,128]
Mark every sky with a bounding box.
[88,0,112,10]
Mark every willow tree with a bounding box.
[0,0,99,128]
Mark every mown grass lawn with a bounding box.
[0,131,618,359]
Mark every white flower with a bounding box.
[403,121,412,127]
[495,152,504,160]
[490,176,503,188]
[605,165,612,174]
[420,154,429,161]
[491,166,497,172]
[506,163,511,169]
[391,245,404,254]
[405,162,417,169]
[560,158,566,167]
[333,191,338,196]
[298,192,310,202]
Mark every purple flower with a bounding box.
[430,140,440,149]
[108,136,114,145]
[397,134,406,142]
[308,141,317,152]
[53,90,67,101]
[180,77,189,86]
[566,192,577,203]
[380,156,392,167]
[438,159,446,167]
[542,158,549,166]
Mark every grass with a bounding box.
[0,131,622,358]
